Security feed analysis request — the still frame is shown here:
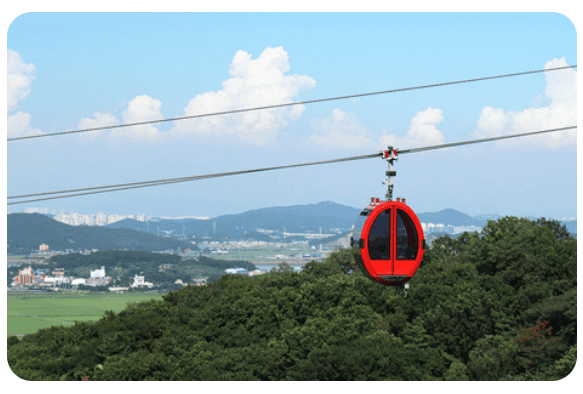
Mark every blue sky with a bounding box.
[5,12,578,220]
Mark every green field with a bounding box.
[7,291,163,336]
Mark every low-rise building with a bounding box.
[90,266,106,278]
[131,275,154,288]
[109,286,129,293]
[71,278,87,286]
[86,277,111,286]
[35,268,49,275]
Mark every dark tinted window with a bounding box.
[368,209,391,260]
[396,209,418,260]
[351,210,370,243]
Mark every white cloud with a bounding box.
[107,95,164,144]
[7,111,43,138]
[7,50,42,139]
[77,112,119,139]
[170,46,316,145]
[74,96,163,145]
[7,49,36,113]
[379,107,445,149]
[474,57,576,148]
[306,108,376,150]
[306,107,445,151]
[476,106,509,137]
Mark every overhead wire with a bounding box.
[7,64,577,142]
[7,125,576,205]
[398,125,576,154]
[7,152,381,202]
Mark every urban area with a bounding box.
[9,207,485,293]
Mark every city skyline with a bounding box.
[6,13,578,221]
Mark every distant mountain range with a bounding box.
[109,201,576,235]
[414,210,576,232]
[7,213,197,254]
[107,201,362,238]
[8,202,576,254]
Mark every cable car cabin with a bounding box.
[350,197,425,286]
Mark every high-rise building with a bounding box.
[17,266,35,285]
[96,212,107,226]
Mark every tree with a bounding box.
[326,249,357,274]
[444,359,469,381]
[468,335,520,380]
[548,345,577,381]
[7,336,20,350]
[7,218,576,380]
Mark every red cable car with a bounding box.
[350,147,425,287]
[350,197,425,286]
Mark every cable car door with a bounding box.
[366,208,393,275]
[394,208,419,276]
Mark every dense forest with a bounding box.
[8,216,577,380]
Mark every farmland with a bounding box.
[7,291,163,336]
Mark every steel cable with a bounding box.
[8,125,576,205]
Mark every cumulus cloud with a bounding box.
[7,49,41,138]
[7,111,43,138]
[170,46,316,145]
[7,49,36,113]
[307,108,376,150]
[74,96,163,145]
[104,95,164,144]
[379,107,445,149]
[77,112,119,139]
[474,57,576,148]
[306,107,445,151]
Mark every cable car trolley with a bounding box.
[350,147,425,287]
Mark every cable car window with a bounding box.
[396,209,418,260]
[352,210,370,242]
[368,209,391,260]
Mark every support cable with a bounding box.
[7,125,576,205]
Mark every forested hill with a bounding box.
[7,213,197,253]
[8,217,576,381]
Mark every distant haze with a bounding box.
[11,202,576,244]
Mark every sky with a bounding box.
[4,11,578,221]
